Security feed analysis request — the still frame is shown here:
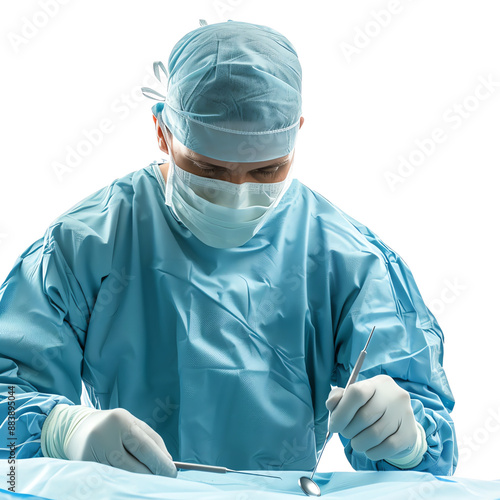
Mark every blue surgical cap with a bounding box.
[142,20,302,163]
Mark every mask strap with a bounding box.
[141,88,165,101]
[153,61,168,85]
[141,60,169,101]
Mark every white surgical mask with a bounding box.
[165,153,294,248]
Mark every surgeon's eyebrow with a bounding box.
[186,153,289,171]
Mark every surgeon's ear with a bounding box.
[299,116,304,129]
[163,127,173,155]
[153,114,170,155]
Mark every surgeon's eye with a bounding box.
[257,169,278,177]
[198,167,217,175]
[193,162,281,179]
[193,164,223,176]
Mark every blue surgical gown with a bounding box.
[0,161,457,475]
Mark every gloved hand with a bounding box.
[41,404,177,477]
[326,375,422,464]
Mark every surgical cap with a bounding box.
[142,20,302,163]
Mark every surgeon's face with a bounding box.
[153,115,304,184]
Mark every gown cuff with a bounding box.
[41,404,96,459]
[384,421,428,469]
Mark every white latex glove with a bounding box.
[41,404,177,477]
[326,375,422,463]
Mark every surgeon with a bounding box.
[0,20,457,478]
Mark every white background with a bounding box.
[1,0,499,481]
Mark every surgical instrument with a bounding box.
[174,461,282,480]
[299,325,376,496]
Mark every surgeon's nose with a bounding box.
[226,175,252,184]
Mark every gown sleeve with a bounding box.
[0,187,114,459]
[332,212,458,476]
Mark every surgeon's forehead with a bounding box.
[174,135,292,169]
